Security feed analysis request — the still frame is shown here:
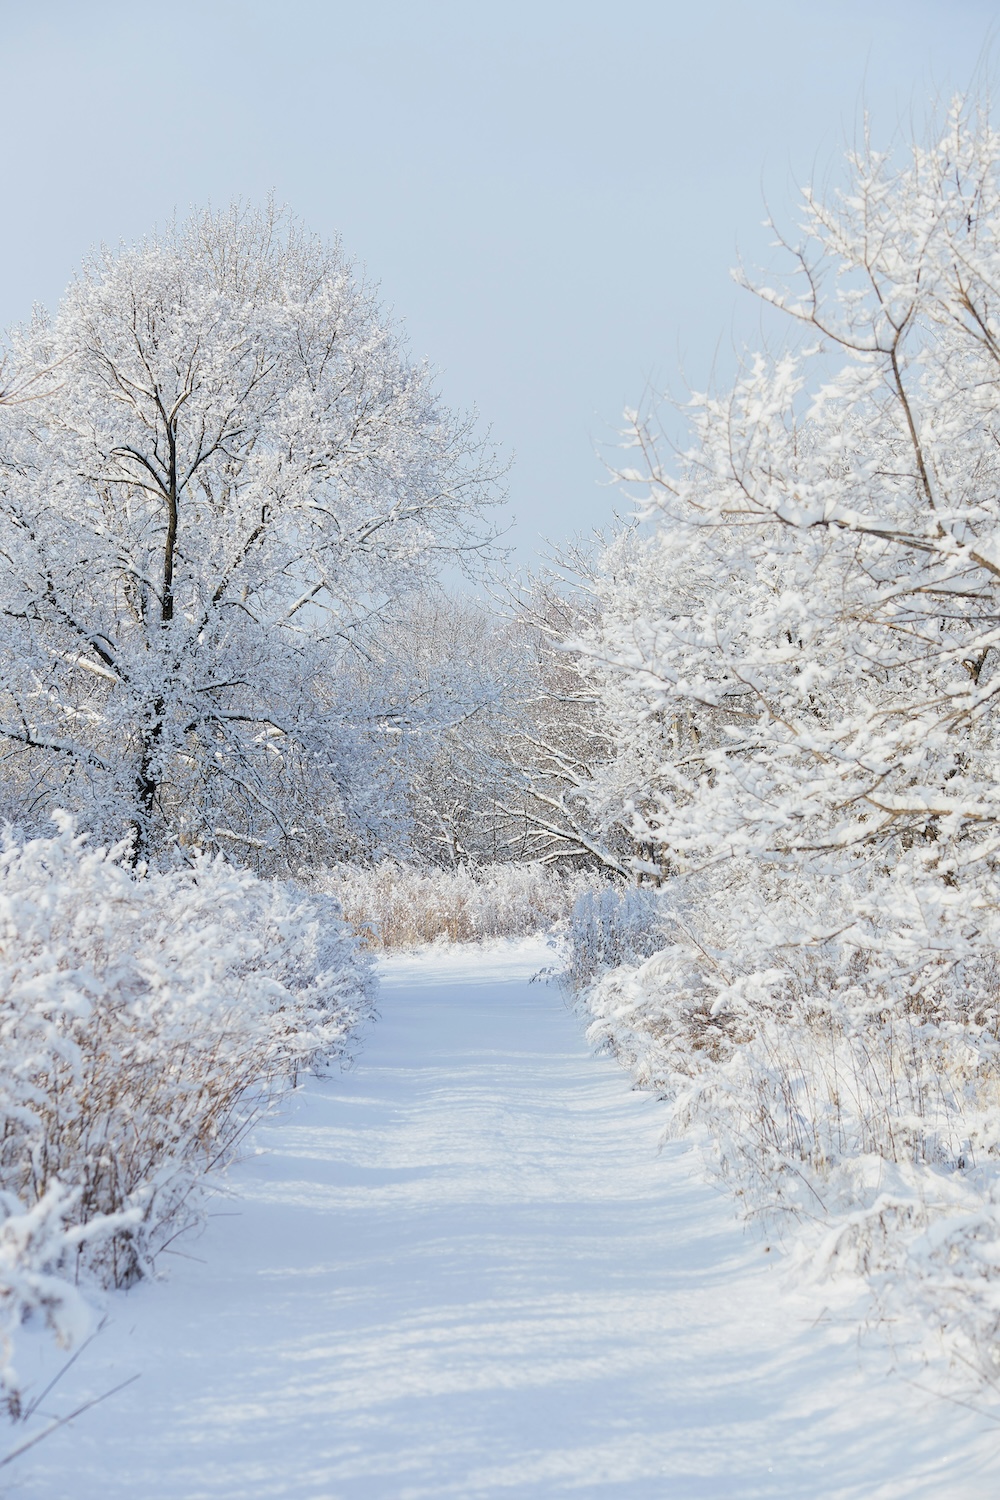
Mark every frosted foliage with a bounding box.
[507,580,638,876]
[0,818,373,1397]
[0,204,498,866]
[572,101,1000,1383]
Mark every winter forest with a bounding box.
[8,75,1000,1494]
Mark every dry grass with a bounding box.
[316,861,599,949]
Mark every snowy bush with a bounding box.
[0,816,373,1395]
[0,1184,130,1412]
[317,860,598,949]
[563,883,666,990]
[573,865,1000,1382]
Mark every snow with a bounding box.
[10,939,1000,1498]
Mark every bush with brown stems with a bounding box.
[0,816,374,1400]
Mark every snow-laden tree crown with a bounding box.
[590,100,1000,903]
[0,203,501,864]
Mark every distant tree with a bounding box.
[0,203,501,864]
[377,595,530,866]
[360,579,637,875]
[502,567,634,876]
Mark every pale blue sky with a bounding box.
[1,1,996,561]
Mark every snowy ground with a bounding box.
[9,939,1000,1498]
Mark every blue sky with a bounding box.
[2,1,997,563]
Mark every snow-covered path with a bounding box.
[14,942,1000,1498]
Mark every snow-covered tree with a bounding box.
[566,106,1000,1375]
[348,584,629,873]
[0,204,501,864]
[503,566,636,875]
[588,98,1000,941]
[375,572,639,874]
[567,95,1000,1187]
[368,595,535,866]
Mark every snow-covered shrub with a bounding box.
[0,1184,133,1410]
[317,860,598,949]
[563,883,666,989]
[573,861,1000,1382]
[577,860,1000,1168]
[0,817,374,1297]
